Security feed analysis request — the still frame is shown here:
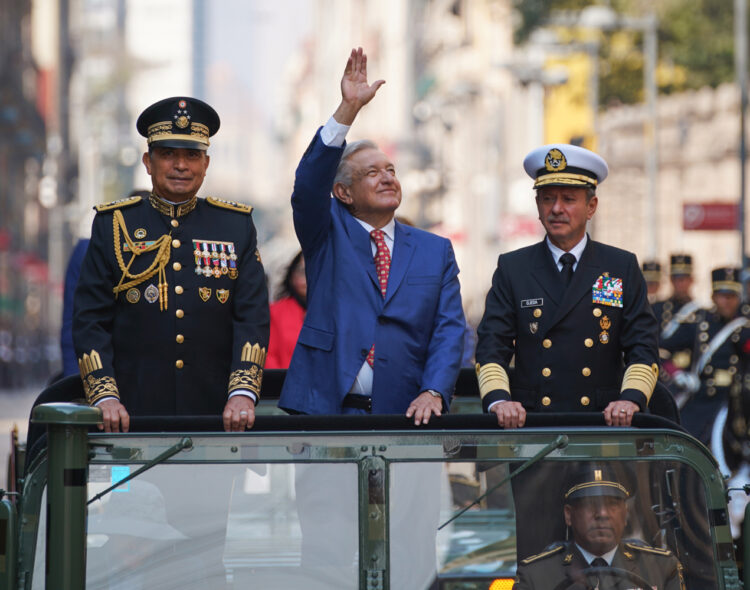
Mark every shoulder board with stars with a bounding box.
[206,196,253,214]
[94,196,143,212]
[625,542,673,556]
[519,543,564,565]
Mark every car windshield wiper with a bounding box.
[438,433,568,530]
[87,437,193,505]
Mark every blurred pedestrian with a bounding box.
[266,251,306,369]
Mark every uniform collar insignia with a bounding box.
[149,193,197,218]
[563,552,573,564]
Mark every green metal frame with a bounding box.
[10,404,744,590]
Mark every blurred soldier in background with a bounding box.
[663,267,749,443]
[641,260,662,304]
[653,255,700,403]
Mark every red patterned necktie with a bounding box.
[366,229,391,367]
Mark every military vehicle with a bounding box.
[0,369,747,589]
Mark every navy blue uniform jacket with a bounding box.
[278,131,465,414]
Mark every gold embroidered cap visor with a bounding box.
[136,96,220,151]
[523,143,609,189]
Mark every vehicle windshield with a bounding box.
[25,425,729,589]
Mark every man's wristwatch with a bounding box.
[426,389,441,398]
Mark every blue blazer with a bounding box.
[278,131,465,415]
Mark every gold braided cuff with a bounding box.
[83,375,120,405]
[621,363,659,403]
[229,366,263,398]
[476,362,511,399]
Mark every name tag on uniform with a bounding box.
[521,298,543,308]
[592,275,623,308]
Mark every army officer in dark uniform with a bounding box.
[476,144,659,428]
[641,259,662,303]
[73,97,269,432]
[513,464,685,590]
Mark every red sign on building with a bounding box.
[682,203,739,230]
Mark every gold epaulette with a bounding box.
[625,542,673,556]
[94,196,143,212]
[520,544,564,565]
[206,196,253,214]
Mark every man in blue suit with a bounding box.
[279,47,465,424]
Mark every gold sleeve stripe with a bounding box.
[476,362,510,399]
[228,368,263,397]
[241,342,267,366]
[78,350,103,378]
[621,363,659,403]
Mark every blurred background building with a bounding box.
[1,0,747,388]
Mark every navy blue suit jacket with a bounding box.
[278,131,465,414]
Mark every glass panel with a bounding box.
[85,462,358,590]
[392,458,717,590]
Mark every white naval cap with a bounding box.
[523,144,609,189]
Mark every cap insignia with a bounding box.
[545,148,567,172]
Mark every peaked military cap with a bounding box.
[136,96,220,150]
[523,144,609,189]
[670,254,693,277]
[641,260,661,283]
[712,267,741,294]
[564,463,630,502]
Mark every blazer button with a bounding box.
[533,309,542,318]
[173,262,182,271]
[378,316,388,325]
[580,396,590,406]
[541,396,551,406]
[175,360,184,369]
[582,367,591,377]
[584,338,594,348]
[175,285,184,295]
[176,309,184,319]
[593,308,602,317]
[542,367,551,377]
[172,239,181,248]
[171,219,179,228]
[361,349,368,357]
[542,339,552,348]
[176,334,184,344]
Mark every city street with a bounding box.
[0,386,39,490]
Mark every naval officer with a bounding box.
[476,144,659,428]
[73,96,269,432]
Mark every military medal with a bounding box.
[144,283,159,304]
[217,289,229,304]
[599,315,610,344]
[126,288,140,303]
[199,287,211,302]
[194,240,203,275]
[211,243,221,277]
[228,243,238,279]
[529,322,538,334]
[134,228,147,239]
[202,242,213,277]
[219,243,229,275]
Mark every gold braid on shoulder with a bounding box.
[112,209,172,310]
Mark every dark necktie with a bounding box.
[590,557,608,567]
[560,252,576,288]
[366,229,391,368]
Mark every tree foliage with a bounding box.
[513,0,739,105]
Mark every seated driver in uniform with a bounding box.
[513,463,685,590]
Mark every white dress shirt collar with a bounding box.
[355,217,396,254]
[546,233,588,272]
[575,542,618,567]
